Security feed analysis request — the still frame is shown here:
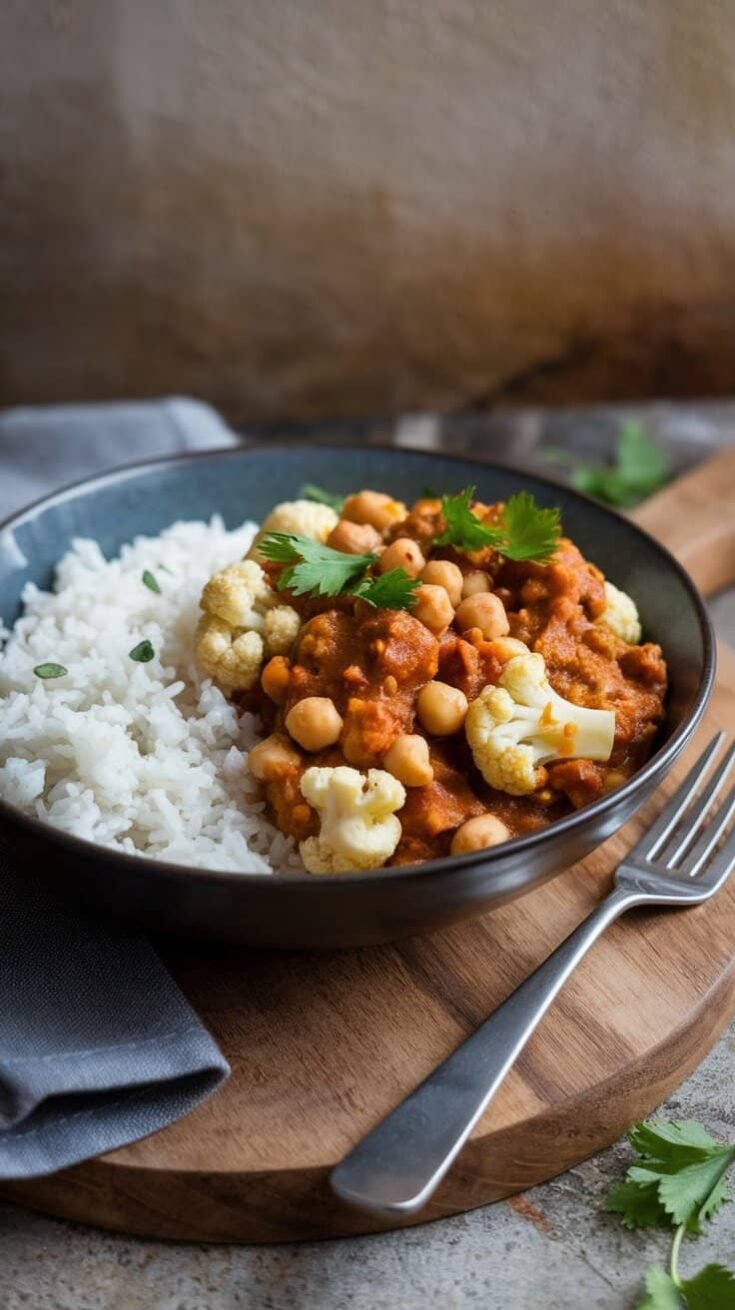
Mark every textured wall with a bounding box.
[3,1,735,421]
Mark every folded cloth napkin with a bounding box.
[0,398,235,1178]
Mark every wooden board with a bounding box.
[4,448,735,1243]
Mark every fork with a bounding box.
[330,732,735,1219]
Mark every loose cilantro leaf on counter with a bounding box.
[350,568,420,610]
[300,484,345,513]
[609,1120,735,1235]
[33,662,68,679]
[635,1262,735,1310]
[636,1266,682,1310]
[608,1119,735,1309]
[259,533,377,598]
[433,487,561,562]
[680,1264,735,1309]
[572,422,668,507]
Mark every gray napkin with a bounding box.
[0,397,236,1178]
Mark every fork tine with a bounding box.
[676,787,735,879]
[695,820,735,894]
[633,732,725,862]
[661,741,735,868]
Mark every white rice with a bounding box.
[0,518,305,874]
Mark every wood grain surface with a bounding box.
[4,448,735,1243]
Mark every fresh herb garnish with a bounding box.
[129,640,155,663]
[572,422,668,508]
[434,487,561,563]
[349,568,420,610]
[259,533,377,598]
[607,1119,735,1307]
[300,484,345,513]
[33,662,68,679]
[258,532,418,609]
[142,570,161,594]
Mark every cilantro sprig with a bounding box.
[350,568,421,610]
[607,1119,735,1308]
[300,484,345,513]
[571,422,668,508]
[433,488,561,563]
[258,533,418,610]
[258,533,377,597]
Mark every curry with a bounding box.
[195,487,667,873]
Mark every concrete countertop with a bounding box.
[1,406,733,1310]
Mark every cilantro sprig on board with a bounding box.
[258,533,418,610]
[433,487,561,563]
[571,422,668,508]
[607,1119,735,1308]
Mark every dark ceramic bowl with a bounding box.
[0,445,715,948]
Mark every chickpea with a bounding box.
[285,697,344,752]
[378,537,426,578]
[342,490,406,533]
[261,655,291,703]
[383,734,434,787]
[461,569,492,598]
[248,733,301,781]
[450,813,510,855]
[420,559,463,606]
[417,680,468,735]
[413,583,454,635]
[455,592,510,639]
[327,519,383,555]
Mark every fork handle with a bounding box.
[330,884,642,1218]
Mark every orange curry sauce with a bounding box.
[239,497,667,867]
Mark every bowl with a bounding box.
[0,444,715,948]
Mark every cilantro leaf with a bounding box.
[129,640,155,663]
[607,1178,670,1230]
[625,1120,735,1234]
[142,569,161,594]
[258,533,377,598]
[433,487,561,562]
[434,486,499,551]
[499,491,561,562]
[682,1264,735,1309]
[610,1119,735,1307]
[572,422,668,508]
[33,662,68,680]
[659,1157,734,1234]
[636,1266,683,1310]
[350,568,420,610]
[300,484,345,513]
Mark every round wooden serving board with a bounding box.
[4,449,735,1243]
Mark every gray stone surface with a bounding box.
[0,1025,733,1310]
[0,426,733,1309]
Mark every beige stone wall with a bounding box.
[2,0,735,421]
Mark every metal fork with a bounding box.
[331,732,735,1218]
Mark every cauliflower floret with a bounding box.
[247,498,338,561]
[299,765,406,874]
[264,604,302,655]
[195,616,264,692]
[465,650,615,796]
[600,580,642,644]
[200,560,274,631]
[196,559,300,690]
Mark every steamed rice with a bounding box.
[0,518,305,873]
